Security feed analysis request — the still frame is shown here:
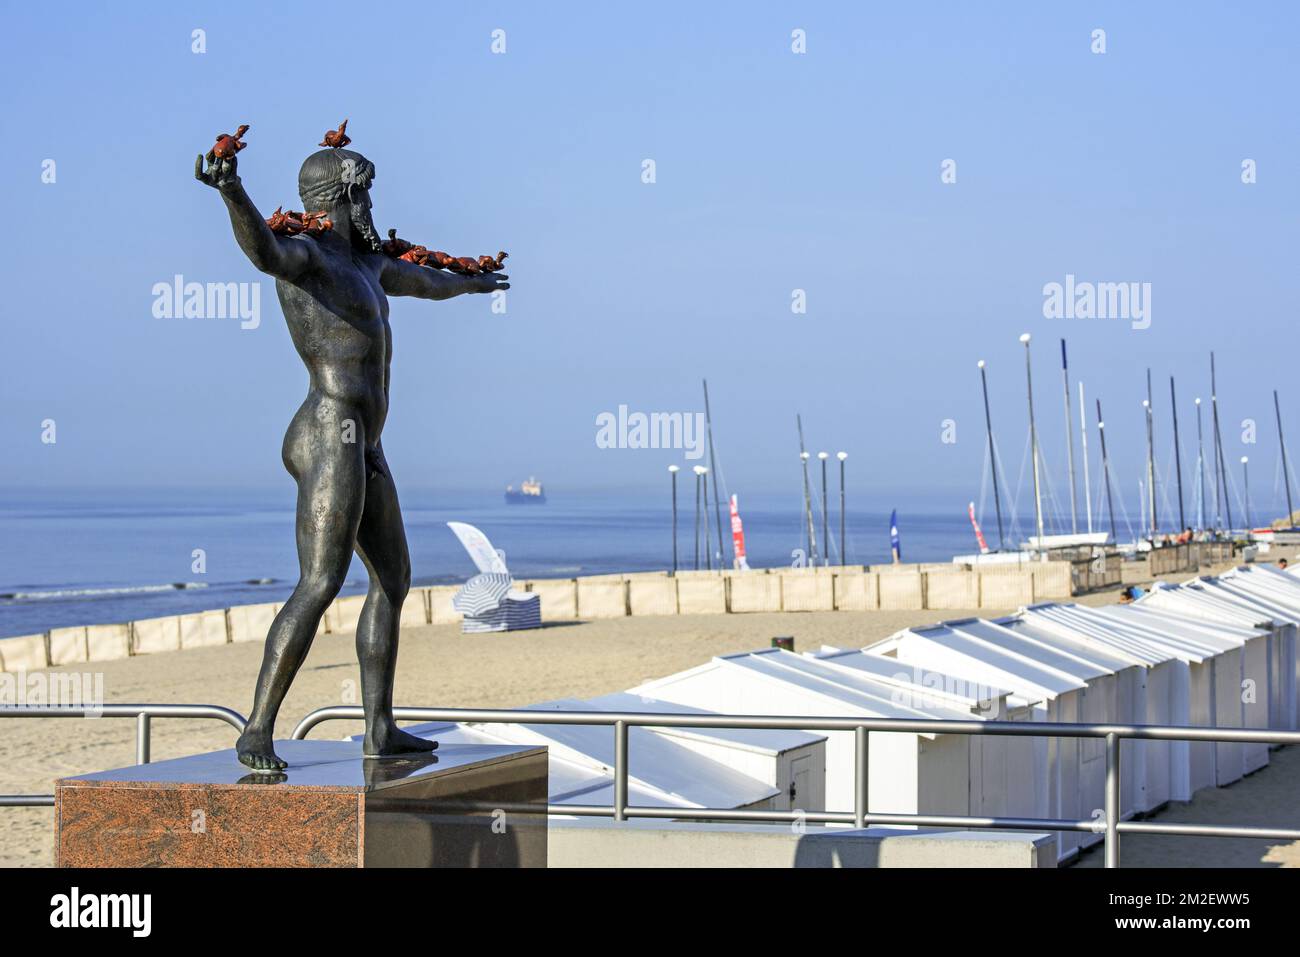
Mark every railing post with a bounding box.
[136,712,151,765]
[614,719,628,822]
[1104,731,1120,868]
[854,725,868,828]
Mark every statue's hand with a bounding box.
[194,150,240,190]
[468,272,509,294]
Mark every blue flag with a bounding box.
[889,509,902,562]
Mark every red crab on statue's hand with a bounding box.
[213,124,250,160]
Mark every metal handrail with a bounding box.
[0,704,247,807]
[294,705,1300,868]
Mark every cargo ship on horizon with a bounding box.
[505,477,546,504]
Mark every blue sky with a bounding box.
[2,1,1297,522]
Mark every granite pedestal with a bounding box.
[56,739,548,867]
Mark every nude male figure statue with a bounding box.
[195,139,507,771]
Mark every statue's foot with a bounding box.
[236,728,287,773]
[364,722,438,757]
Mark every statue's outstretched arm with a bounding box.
[380,258,509,301]
[195,151,312,281]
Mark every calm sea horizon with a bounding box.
[0,486,1024,639]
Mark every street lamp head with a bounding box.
[1241,456,1249,465]
[1019,333,1031,344]
[1195,397,1201,406]
[837,451,848,461]
[800,451,810,461]
[977,359,985,369]
[818,451,828,460]
[668,465,679,473]
[1098,421,1105,429]
[693,465,708,475]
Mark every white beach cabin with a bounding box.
[627,648,1019,824]
[865,620,1099,861]
[1010,602,1191,805]
[1094,600,1261,781]
[990,612,1158,818]
[534,692,828,811]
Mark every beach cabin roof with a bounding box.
[632,648,978,739]
[504,697,781,809]
[350,719,702,808]
[1140,581,1282,631]
[806,646,1014,714]
[1013,603,1173,667]
[544,691,826,756]
[1026,601,1217,664]
[869,619,1088,705]
[993,613,1141,674]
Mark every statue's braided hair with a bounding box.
[297,148,376,210]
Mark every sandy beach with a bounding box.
[3,562,1299,868]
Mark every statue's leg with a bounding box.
[236,429,366,771]
[354,459,436,756]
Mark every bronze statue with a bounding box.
[195,123,509,771]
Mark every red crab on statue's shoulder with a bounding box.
[213,124,250,160]
[265,208,333,237]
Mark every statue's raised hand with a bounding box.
[194,150,240,190]
[468,272,509,293]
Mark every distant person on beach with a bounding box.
[1119,585,1145,604]
[1280,558,1289,570]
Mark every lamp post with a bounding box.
[837,452,848,566]
[692,465,705,570]
[668,465,679,575]
[1241,456,1251,531]
[818,452,829,566]
[699,466,711,570]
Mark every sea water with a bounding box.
[0,487,989,639]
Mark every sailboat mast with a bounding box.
[1170,376,1186,532]
[1194,397,1206,531]
[702,379,728,569]
[1147,369,1159,535]
[1021,334,1046,556]
[1210,353,1234,532]
[1276,389,1296,528]
[1144,398,1156,541]
[797,415,818,565]
[978,360,1006,550]
[1060,340,1079,534]
[1096,399,1118,541]
[1079,381,1093,534]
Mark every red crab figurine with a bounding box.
[213,124,250,160]
[383,229,413,259]
[300,211,333,236]
[266,206,291,233]
[477,251,509,272]
[320,119,350,149]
